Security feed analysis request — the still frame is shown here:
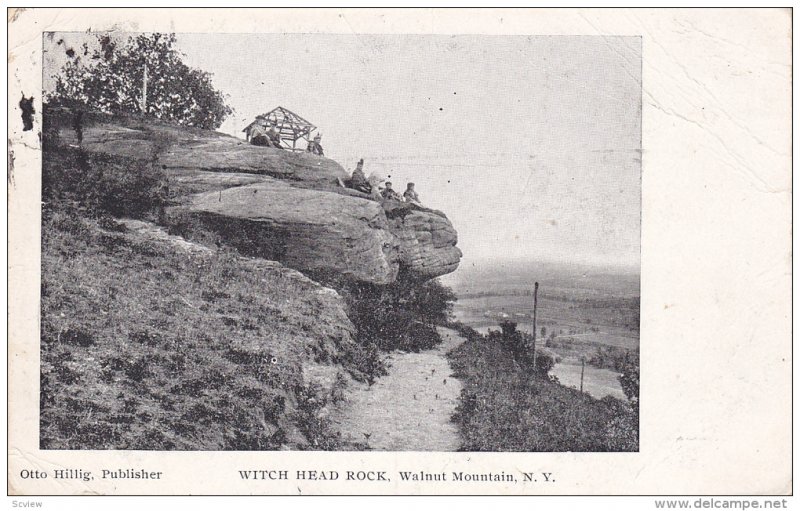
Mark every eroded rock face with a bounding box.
[178,180,401,285]
[48,108,461,285]
[158,136,349,187]
[174,175,463,284]
[387,209,462,280]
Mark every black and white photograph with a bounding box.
[38,32,641,453]
[7,7,791,500]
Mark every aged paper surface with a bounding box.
[7,8,791,495]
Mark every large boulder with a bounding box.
[387,208,462,279]
[46,107,462,284]
[158,136,349,187]
[176,179,401,285]
[173,176,463,284]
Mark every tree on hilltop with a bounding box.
[48,33,232,130]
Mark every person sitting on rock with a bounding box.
[404,182,422,206]
[381,181,403,201]
[266,122,283,149]
[306,134,324,156]
[248,118,272,146]
[347,159,372,194]
[368,173,386,200]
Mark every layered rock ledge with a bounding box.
[47,109,461,285]
[178,179,401,285]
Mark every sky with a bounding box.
[44,33,641,270]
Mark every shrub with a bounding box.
[534,348,556,376]
[293,383,344,450]
[341,338,386,385]
[448,321,638,452]
[341,276,457,359]
[588,345,639,372]
[486,321,522,362]
[43,147,167,220]
[484,321,556,377]
[618,359,640,404]
[405,278,457,325]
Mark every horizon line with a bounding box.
[455,255,641,273]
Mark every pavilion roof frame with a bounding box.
[243,106,318,152]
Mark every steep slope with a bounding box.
[40,212,367,450]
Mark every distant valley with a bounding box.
[444,258,640,399]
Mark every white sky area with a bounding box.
[44,34,641,270]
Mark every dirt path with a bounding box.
[331,327,466,451]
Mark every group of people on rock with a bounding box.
[246,121,420,205]
[247,118,284,148]
[382,181,420,206]
[343,158,422,206]
[247,116,325,156]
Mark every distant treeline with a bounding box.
[547,337,639,372]
[459,290,639,306]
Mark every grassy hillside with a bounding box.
[40,207,380,450]
[39,140,381,450]
[447,325,638,452]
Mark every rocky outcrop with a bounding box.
[158,135,349,187]
[178,180,401,285]
[174,178,462,284]
[49,109,348,186]
[47,108,461,285]
[387,208,462,280]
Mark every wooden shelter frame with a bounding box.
[243,106,318,152]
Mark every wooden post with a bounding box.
[532,281,539,371]
[580,358,586,393]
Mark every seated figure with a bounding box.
[307,134,324,156]
[404,182,422,206]
[266,123,283,149]
[347,159,372,194]
[248,119,272,146]
[381,181,403,201]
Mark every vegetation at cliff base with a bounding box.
[343,275,457,358]
[447,323,638,452]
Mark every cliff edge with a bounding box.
[49,109,461,284]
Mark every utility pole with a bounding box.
[532,281,539,371]
[580,358,586,393]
